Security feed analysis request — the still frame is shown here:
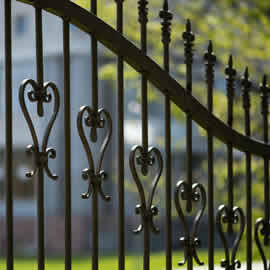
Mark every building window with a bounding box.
[15,15,27,36]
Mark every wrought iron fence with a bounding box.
[2,0,270,270]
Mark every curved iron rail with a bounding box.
[18,0,270,158]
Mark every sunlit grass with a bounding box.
[1,249,261,270]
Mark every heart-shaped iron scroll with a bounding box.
[77,106,112,201]
[255,218,270,270]
[174,181,206,266]
[129,145,163,234]
[19,79,60,180]
[216,205,245,270]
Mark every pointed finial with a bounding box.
[183,18,195,65]
[241,67,252,111]
[241,67,252,91]
[160,0,173,45]
[260,75,270,116]
[138,0,149,25]
[163,0,168,11]
[263,74,267,88]
[244,67,249,80]
[204,40,216,65]
[260,75,270,96]
[186,19,191,32]
[208,40,213,53]
[225,55,236,78]
[183,19,194,42]
[229,55,233,68]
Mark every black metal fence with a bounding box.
[3,0,270,270]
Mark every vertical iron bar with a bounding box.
[4,0,14,269]
[225,55,236,234]
[241,68,252,270]
[144,218,150,270]
[160,2,173,270]
[204,41,216,270]
[138,1,150,270]
[138,0,149,156]
[91,0,98,113]
[36,7,44,87]
[35,6,45,270]
[92,189,99,270]
[187,255,193,270]
[260,76,270,230]
[115,1,125,270]
[37,169,45,270]
[183,19,194,213]
[63,18,72,270]
[90,1,99,270]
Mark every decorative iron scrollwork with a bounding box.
[174,181,206,266]
[255,218,270,270]
[19,79,60,180]
[129,145,163,234]
[77,106,112,201]
[216,205,245,270]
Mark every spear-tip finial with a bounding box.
[259,74,270,96]
[183,18,194,43]
[186,19,191,32]
[160,0,173,20]
[263,74,268,88]
[260,75,270,116]
[208,40,213,54]
[244,67,249,80]
[163,0,168,11]
[228,54,233,68]
[241,67,252,92]
[204,40,216,65]
[225,55,236,77]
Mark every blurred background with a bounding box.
[0,0,270,269]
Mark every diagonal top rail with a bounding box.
[18,0,270,157]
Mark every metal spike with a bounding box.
[225,55,236,78]
[186,19,191,32]
[204,41,216,65]
[163,0,168,11]
[241,67,251,112]
[244,67,249,80]
[260,75,270,122]
[229,55,233,68]
[263,75,268,88]
[208,40,213,54]
[260,75,270,98]
[241,67,251,91]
